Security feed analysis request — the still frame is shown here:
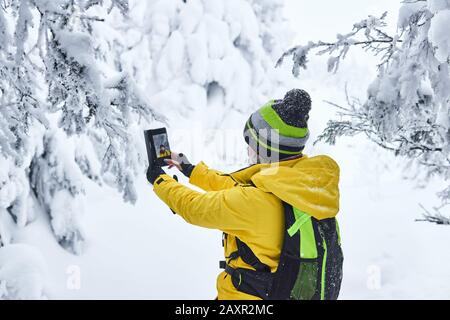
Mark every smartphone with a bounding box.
[144,127,171,167]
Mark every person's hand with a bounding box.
[164,152,189,170]
[146,164,165,184]
[164,152,195,178]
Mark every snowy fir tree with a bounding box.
[0,0,291,298]
[0,0,160,298]
[279,0,450,224]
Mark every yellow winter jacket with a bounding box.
[153,154,340,300]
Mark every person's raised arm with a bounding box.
[152,174,265,235]
[166,152,238,191]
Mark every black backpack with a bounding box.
[220,202,343,300]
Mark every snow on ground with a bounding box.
[14,175,222,299]
[0,243,48,299]
[8,0,450,299]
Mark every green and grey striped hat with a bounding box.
[243,89,311,161]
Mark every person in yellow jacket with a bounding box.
[158,144,171,158]
[147,89,343,300]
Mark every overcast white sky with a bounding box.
[284,0,402,44]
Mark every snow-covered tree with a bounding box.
[118,0,290,119]
[279,0,450,224]
[0,0,159,259]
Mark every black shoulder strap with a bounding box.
[220,235,271,273]
[235,238,271,273]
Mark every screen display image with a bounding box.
[154,133,170,159]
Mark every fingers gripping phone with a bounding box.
[144,128,171,169]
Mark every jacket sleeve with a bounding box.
[153,174,265,235]
[189,161,238,191]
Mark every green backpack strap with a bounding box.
[288,207,318,259]
[287,208,310,236]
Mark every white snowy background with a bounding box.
[1,0,450,299]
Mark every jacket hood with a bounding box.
[230,155,340,220]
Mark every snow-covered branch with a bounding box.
[277,12,402,75]
[417,204,450,225]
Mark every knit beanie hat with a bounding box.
[243,89,311,162]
